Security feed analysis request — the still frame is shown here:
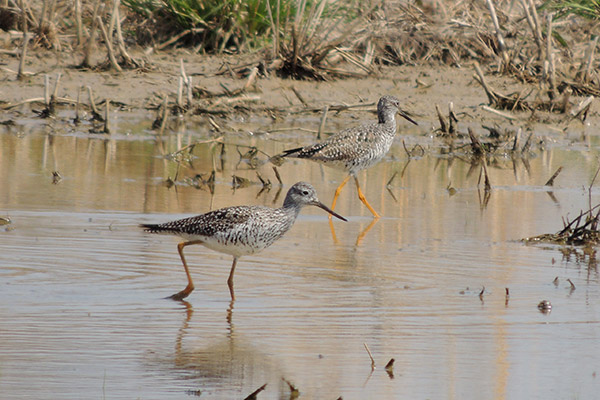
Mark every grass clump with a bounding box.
[541,0,600,20]
[122,0,296,52]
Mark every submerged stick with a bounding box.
[158,95,168,135]
[512,127,522,152]
[104,99,111,134]
[363,343,376,370]
[44,74,50,106]
[74,87,82,124]
[385,358,395,379]
[544,166,562,186]
[468,128,485,156]
[291,86,308,107]
[448,102,457,135]
[317,105,329,140]
[435,104,448,133]
[51,72,62,99]
[177,76,183,109]
[243,384,267,400]
[87,86,103,120]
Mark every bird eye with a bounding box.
[302,190,309,195]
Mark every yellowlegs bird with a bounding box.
[141,182,346,300]
[281,95,417,218]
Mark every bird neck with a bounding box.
[378,109,396,125]
[282,197,302,218]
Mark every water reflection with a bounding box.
[2,122,600,399]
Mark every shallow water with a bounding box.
[1,115,600,399]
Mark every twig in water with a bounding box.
[521,131,534,153]
[104,99,111,134]
[544,166,563,186]
[448,102,458,134]
[243,383,267,400]
[291,86,308,107]
[567,278,576,290]
[511,128,522,152]
[317,105,329,140]
[385,358,395,379]
[87,87,103,121]
[282,378,300,399]
[482,160,491,192]
[363,343,376,371]
[272,166,283,185]
[468,128,485,156]
[74,87,82,124]
[588,166,600,214]
[435,104,448,133]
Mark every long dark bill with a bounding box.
[398,109,418,126]
[315,202,348,222]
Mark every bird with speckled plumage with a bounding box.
[140,182,346,301]
[281,95,417,218]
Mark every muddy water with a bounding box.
[1,115,600,399]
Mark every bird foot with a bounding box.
[167,288,193,301]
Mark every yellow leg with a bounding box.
[354,176,380,218]
[170,240,204,301]
[227,257,238,301]
[329,175,351,219]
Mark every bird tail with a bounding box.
[280,147,303,158]
[140,223,170,234]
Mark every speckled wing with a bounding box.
[141,207,253,238]
[295,123,374,158]
[282,121,387,170]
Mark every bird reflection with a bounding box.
[329,217,379,246]
[169,299,281,399]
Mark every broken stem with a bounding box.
[363,343,376,370]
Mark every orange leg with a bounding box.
[169,240,203,301]
[227,257,238,301]
[355,218,379,246]
[328,217,341,244]
[329,175,351,219]
[354,176,380,219]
